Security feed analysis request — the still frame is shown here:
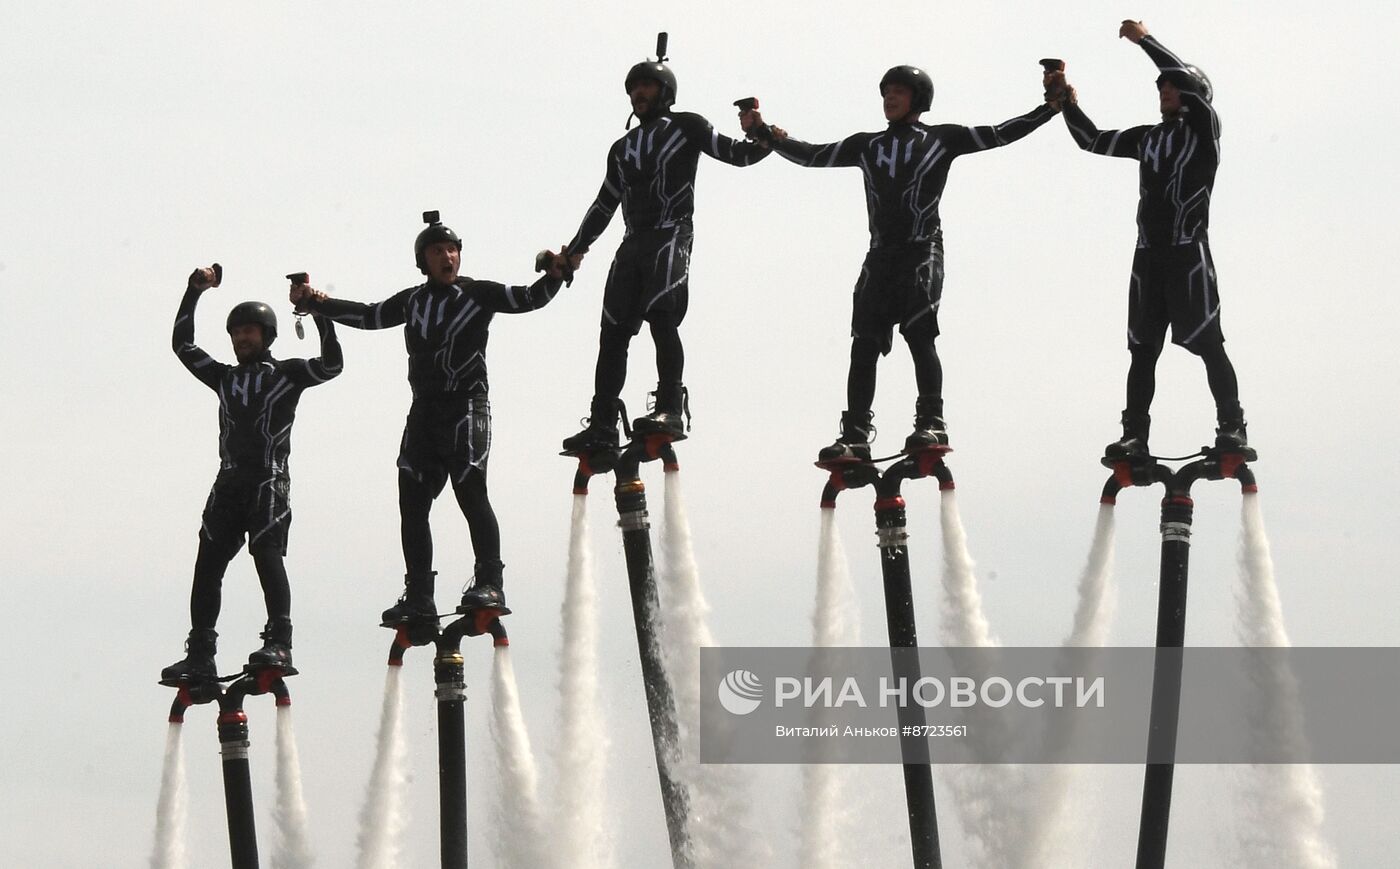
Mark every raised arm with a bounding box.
[1136,28,1189,73]
[948,103,1059,155]
[1049,65,1150,159]
[1132,27,1221,138]
[473,273,565,315]
[283,314,343,386]
[172,267,228,390]
[292,282,412,331]
[768,130,870,168]
[1062,101,1151,158]
[674,112,770,167]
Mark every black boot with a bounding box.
[632,381,688,439]
[247,617,293,669]
[1214,402,1249,452]
[562,396,628,453]
[160,628,218,683]
[458,561,512,615]
[817,410,875,462]
[381,571,438,626]
[904,396,949,452]
[1105,411,1151,460]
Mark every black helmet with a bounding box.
[1156,64,1213,103]
[625,60,678,109]
[414,210,462,274]
[880,65,934,114]
[226,302,277,346]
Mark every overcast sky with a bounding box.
[4,1,1397,866]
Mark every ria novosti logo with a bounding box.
[717,669,764,715]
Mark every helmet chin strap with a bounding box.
[625,105,656,130]
[625,95,670,130]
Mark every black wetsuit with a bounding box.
[569,109,769,400]
[173,285,342,631]
[1062,34,1239,418]
[771,104,1057,414]
[307,274,561,581]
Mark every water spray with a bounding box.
[818,447,952,869]
[1101,448,1258,869]
[553,494,612,869]
[151,723,190,869]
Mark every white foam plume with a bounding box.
[936,488,1026,868]
[354,667,408,869]
[1014,503,1118,867]
[271,705,316,869]
[490,647,552,869]
[1231,493,1335,869]
[150,722,189,869]
[797,509,862,869]
[551,494,612,868]
[657,471,768,868]
[937,489,996,649]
